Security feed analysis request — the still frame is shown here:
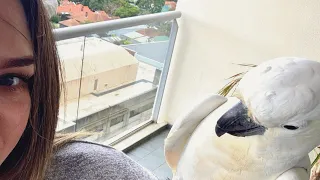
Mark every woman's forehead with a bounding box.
[0,0,31,41]
[0,0,32,59]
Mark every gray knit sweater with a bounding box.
[45,141,158,180]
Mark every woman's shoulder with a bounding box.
[45,141,158,180]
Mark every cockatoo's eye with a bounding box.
[282,125,299,130]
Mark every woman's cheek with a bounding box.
[0,88,30,164]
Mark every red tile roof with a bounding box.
[57,0,112,25]
[59,19,81,27]
[57,1,92,15]
[137,28,164,37]
[70,11,111,23]
[165,1,177,10]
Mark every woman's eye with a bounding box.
[0,74,29,87]
[0,74,31,93]
[0,77,21,86]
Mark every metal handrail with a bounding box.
[54,11,182,41]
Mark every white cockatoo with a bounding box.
[43,0,59,18]
[165,57,320,180]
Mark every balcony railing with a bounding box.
[54,11,181,41]
[54,11,181,143]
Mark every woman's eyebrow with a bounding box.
[1,56,34,69]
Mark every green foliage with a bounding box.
[50,22,60,29]
[50,15,61,24]
[74,0,106,11]
[155,21,172,36]
[104,0,128,15]
[136,0,165,14]
[73,0,166,17]
[89,0,106,11]
[122,39,132,45]
[81,20,93,24]
[114,38,132,45]
[114,4,140,18]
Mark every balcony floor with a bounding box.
[126,129,172,180]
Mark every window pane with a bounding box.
[56,21,174,144]
[56,37,87,134]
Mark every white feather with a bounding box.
[164,94,227,171]
[276,168,309,180]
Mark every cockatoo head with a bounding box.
[216,57,320,147]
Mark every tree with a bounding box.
[72,0,143,17]
[50,15,61,23]
[104,0,127,15]
[88,0,106,11]
[146,21,172,38]
[73,0,106,11]
[136,0,165,14]
[155,21,172,36]
[114,4,140,18]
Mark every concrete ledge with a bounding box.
[108,121,168,152]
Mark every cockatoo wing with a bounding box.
[276,156,310,180]
[164,94,227,171]
[43,0,58,18]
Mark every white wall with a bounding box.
[159,0,320,124]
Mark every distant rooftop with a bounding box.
[122,41,169,64]
[59,19,81,27]
[57,0,112,25]
[58,0,91,14]
[123,31,150,43]
[108,25,148,37]
[57,37,138,82]
[137,28,165,38]
[165,1,177,10]
[59,80,155,122]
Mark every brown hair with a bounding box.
[0,0,61,179]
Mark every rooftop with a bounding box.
[58,68,156,122]
[122,41,169,65]
[59,19,81,27]
[57,37,138,82]
[57,0,112,25]
[123,31,150,43]
[57,1,92,14]
[137,28,165,38]
[70,11,111,23]
[164,1,177,11]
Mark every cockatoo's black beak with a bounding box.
[215,101,266,137]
